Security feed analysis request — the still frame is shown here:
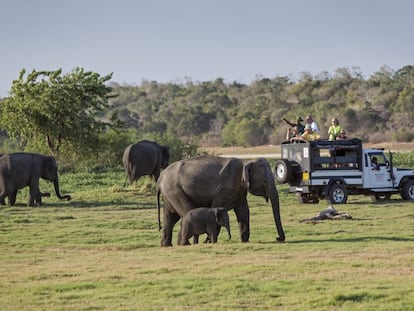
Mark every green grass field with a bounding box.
[1,171,413,310]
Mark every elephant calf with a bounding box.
[177,207,231,246]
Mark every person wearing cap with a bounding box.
[284,116,305,140]
[328,118,343,140]
[300,124,321,141]
[283,116,305,135]
[296,116,305,134]
[305,114,320,133]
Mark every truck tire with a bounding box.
[401,179,414,200]
[275,159,292,184]
[327,183,348,204]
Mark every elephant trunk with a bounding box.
[53,176,71,201]
[269,184,285,242]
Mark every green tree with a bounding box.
[0,68,121,158]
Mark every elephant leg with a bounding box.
[216,225,222,238]
[180,225,192,246]
[0,184,12,205]
[9,190,18,206]
[234,201,250,242]
[193,235,199,244]
[209,229,218,243]
[161,207,180,247]
[34,192,50,207]
[204,234,215,243]
[161,190,198,246]
[0,197,6,205]
[177,227,183,245]
[0,192,7,205]
[177,226,191,246]
[27,192,37,207]
[28,180,40,207]
[35,192,42,207]
[153,168,161,182]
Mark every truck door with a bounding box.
[366,153,392,188]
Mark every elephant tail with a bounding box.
[157,186,162,231]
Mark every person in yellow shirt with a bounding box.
[328,118,342,140]
[300,124,321,141]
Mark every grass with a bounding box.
[1,170,414,310]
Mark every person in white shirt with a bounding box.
[305,114,320,133]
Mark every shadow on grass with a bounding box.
[286,236,414,243]
[61,200,157,210]
[1,201,157,210]
[344,198,413,205]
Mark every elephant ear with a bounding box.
[242,162,252,190]
[42,156,56,176]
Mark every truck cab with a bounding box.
[275,138,414,204]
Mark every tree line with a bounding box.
[0,65,413,170]
[108,65,414,146]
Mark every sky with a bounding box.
[1,0,414,97]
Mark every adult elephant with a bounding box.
[156,155,285,246]
[123,140,170,184]
[0,153,71,206]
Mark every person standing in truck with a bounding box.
[284,116,305,137]
[305,114,320,133]
[328,118,343,140]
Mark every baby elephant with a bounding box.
[178,207,231,246]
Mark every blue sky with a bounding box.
[1,0,413,97]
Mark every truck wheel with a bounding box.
[401,179,414,200]
[275,159,292,184]
[328,183,348,204]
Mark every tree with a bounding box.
[0,68,121,158]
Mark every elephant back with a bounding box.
[123,140,168,183]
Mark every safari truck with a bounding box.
[274,138,414,204]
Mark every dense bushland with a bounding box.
[107,65,414,147]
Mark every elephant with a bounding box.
[177,207,231,245]
[0,153,72,207]
[156,155,285,246]
[123,140,170,184]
